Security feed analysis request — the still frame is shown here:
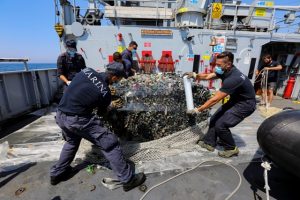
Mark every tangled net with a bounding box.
[102,73,211,141]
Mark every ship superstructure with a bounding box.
[55,1,299,74]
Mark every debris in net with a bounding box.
[139,184,147,192]
[86,164,96,174]
[0,141,9,159]
[102,73,210,141]
[89,185,96,192]
[15,187,26,196]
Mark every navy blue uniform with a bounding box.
[203,66,256,150]
[58,68,111,115]
[57,52,86,82]
[51,68,133,183]
[121,49,134,77]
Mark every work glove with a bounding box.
[109,99,124,109]
[186,108,200,116]
[183,72,197,79]
[66,81,71,86]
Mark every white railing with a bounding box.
[0,58,30,72]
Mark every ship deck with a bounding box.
[0,96,300,200]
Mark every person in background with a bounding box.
[108,51,125,101]
[112,51,123,63]
[184,51,256,158]
[121,41,138,77]
[255,54,282,106]
[57,39,86,88]
[50,63,146,191]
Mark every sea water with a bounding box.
[0,63,56,72]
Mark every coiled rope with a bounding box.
[139,160,242,200]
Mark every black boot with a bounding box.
[50,166,75,185]
[123,173,146,192]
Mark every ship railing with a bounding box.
[67,1,299,31]
[0,58,60,123]
[71,0,177,25]
[0,59,57,73]
[102,0,177,4]
[205,3,276,32]
[0,58,30,73]
[106,0,175,22]
[205,3,300,32]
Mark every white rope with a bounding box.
[260,70,269,110]
[254,69,266,83]
[265,70,269,109]
[139,160,242,200]
[261,161,271,200]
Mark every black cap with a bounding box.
[66,40,77,50]
[106,62,127,78]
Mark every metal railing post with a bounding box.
[73,0,76,22]
[156,0,159,26]
[24,61,29,71]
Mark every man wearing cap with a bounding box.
[50,63,146,191]
[57,40,86,87]
[121,41,138,77]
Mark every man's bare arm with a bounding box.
[196,72,217,80]
[264,64,282,71]
[196,90,228,112]
[59,75,69,84]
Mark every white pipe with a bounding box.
[183,75,194,111]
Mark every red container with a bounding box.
[283,77,296,99]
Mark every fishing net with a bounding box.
[79,73,210,164]
[1,74,211,172]
[79,121,207,164]
[102,73,210,141]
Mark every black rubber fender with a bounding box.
[257,110,300,177]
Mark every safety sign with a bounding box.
[212,36,225,53]
[212,3,222,19]
[255,8,266,17]
[256,1,274,7]
[178,7,188,13]
[202,55,211,61]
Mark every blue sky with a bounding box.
[0,0,299,63]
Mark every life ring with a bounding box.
[85,14,96,25]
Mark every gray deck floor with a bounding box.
[1,96,300,200]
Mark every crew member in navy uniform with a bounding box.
[121,41,138,77]
[109,52,127,93]
[255,54,282,106]
[57,39,86,87]
[50,63,146,191]
[184,51,256,158]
